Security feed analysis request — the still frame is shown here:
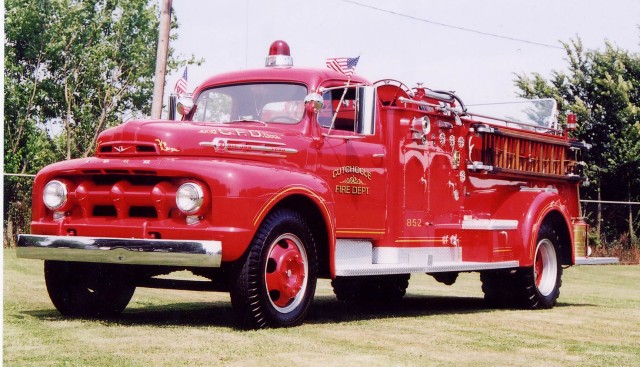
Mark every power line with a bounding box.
[338,0,565,50]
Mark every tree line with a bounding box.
[4,0,194,246]
[515,38,640,252]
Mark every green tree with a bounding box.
[4,0,197,246]
[515,38,640,247]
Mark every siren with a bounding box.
[265,40,293,68]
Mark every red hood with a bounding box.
[96,119,309,164]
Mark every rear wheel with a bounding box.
[332,274,410,303]
[44,261,136,317]
[514,227,562,309]
[480,270,514,308]
[480,224,562,309]
[230,209,317,329]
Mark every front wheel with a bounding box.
[230,209,318,329]
[44,261,136,317]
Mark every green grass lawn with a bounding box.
[4,248,640,366]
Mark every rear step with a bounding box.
[575,257,619,265]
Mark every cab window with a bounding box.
[318,87,357,132]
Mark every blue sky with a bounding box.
[166,0,639,105]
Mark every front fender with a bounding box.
[250,182,335,230]
[247,172,337,277]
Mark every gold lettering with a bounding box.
[406,218,422,227]
[332,166,373,180]
[351,186,369,195]
[335,185,351,194]
[335,185,370,195]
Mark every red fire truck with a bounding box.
[17,41,616,328]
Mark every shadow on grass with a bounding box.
[23,301,238,328]
[22,294,490,329]
[307,294,488,324]
[22,295,595,329]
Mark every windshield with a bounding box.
[191,83,308,124]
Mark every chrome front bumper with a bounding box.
[16,234,222,268]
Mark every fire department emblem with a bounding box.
[333,166,372,195]
[335,176,370,195]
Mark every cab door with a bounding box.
[315,85,387,238]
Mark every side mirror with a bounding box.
[177,96,194,117]
[356,86,377,135]
[304,93,324,113]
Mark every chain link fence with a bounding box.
[580,200,640,263]
[3,174,35,248]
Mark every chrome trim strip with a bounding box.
[467,162,494,172]
[200,138,298,155]
[16,234,222,268]
[520,186,559,194]
[462,219,519,231]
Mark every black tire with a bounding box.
[332,274,410,303]
[480,270,515,308]
[513,224,563,309]
[44,261,136,317]
[230,209,318,329]
[480,224,562,309]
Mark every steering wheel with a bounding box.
[269,115,299,123]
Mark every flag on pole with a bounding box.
[174,67,188,95]
[325,56,360,78]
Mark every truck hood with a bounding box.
[96,119,306,162]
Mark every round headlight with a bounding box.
[43,180,68,210]
[176,182,204,214]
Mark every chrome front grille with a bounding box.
[68,175,177,220]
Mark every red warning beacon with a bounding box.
[265,40,293,67]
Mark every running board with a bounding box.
[334,239,519,277]
[335,261,520,276]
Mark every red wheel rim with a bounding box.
[535,251,545,287]
[264,233,308,313]
[533,239,557,296]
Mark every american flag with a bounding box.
[325,56,360,78]
[174,67,188,95]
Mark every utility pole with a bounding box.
[150,0,172,119]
